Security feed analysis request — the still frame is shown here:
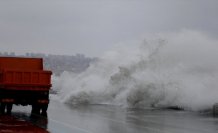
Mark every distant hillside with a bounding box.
[0,52,97,75]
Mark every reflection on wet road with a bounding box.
[0,114,48,133]
[9,99,218,133]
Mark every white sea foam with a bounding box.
[52,30,218,111]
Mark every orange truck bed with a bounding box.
[0,57,52,90]
[0,57,52,115]
[0,69,52,91]
[0,57,43,70]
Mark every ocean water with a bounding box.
[52,30,218,111]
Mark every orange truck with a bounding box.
[0,57,52,115]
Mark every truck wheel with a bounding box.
[0,103,6,114]
[6,104,13,115]
[31,104,40,115]
[41,104,48,116]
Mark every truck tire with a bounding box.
[6,104,13,114]
[41,104,48,116]
[0,103,6,114]
[31,104,40,115]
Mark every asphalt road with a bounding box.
[11,99,218,133]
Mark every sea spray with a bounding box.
[52,30,218,111]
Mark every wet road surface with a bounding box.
[7,99,218,133]
[0,115,48,133]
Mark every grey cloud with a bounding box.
[0,0,218,56]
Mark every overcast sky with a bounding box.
[0,0,218,57]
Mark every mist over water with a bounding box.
[52,30,218,111]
